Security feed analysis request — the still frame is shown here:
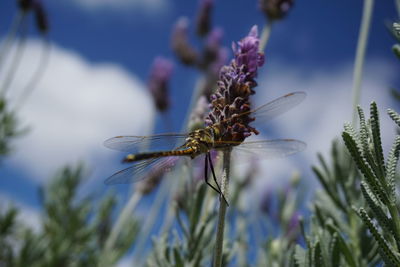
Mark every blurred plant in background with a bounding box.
[1,0,400,266]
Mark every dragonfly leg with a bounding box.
[208,153,229,206]
[204,153,222,195]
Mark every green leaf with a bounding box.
[388,108,400,127]
[358,208,400,266]
[313,241,323,267]
[370,102,386,180]
[394,44,400,59]
[294,245,307,267]
[342,131,389,205]
[386,135,400,204]
[173,247,184,267]
[329,233,340,267]
[357,106,384,184]
[360,182,397,243]
[325,223,357,267]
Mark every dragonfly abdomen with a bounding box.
[123,148,195,163]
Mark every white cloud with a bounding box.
[243,59,398,198]
[68,0,170,14]
[3,40,154,182]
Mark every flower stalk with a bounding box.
[209,25,264,266]
[351,0,374,126]
[213,149,231,267]
[259,21,273,52]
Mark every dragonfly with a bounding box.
[104,91,307,204]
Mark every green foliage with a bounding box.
[147,183,218,267]
[298,137,377,267]
[0,164,138,267]
[0,97,22,159]
[342,103,400,265]
[257,176,303,267]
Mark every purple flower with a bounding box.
[285,211,300,240]
[206,25,264,143]
[18,0,49,33]
[18,0,34,11]
[196,0,214,37]
[199,27,225,71]
[33,1,49,33]
[147,57,174,112]
[171,17,199,66]
[259,0,294,21]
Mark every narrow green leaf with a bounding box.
[360,182,397,242]
[329,233,340,267]
[342,131,389,204]
[357,106,370,154]
[358,208,400,266]
[356,106,385,184]
[325,223,357,267]
[313,241,323,267]
[393,44,400,59]
[386,136,400,204]
[173,247,184,267]
[370,102,386,179]
[388,109,400,127]
[312,166,343,211]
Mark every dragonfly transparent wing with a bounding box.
[104,133,188,153]
[250,91,306,123]
[104,156,180,184]
[219,91,305,125]
[217,139,306,161]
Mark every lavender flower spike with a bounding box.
[259,0,294,21]
[206,25,264,142]
[148,57,174,112]
[196,0,214,37]
[171,17,199,66]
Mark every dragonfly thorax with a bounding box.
[185,128,215,158]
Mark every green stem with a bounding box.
[213,149,231,267]
[351,0,374,126]
[0,16,29,97]
[104,191,142,250]
[259,21,273,53]
[0,11,25,70]
[388,203,400,250]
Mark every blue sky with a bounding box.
[0,0,399,253]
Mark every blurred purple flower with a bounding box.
[259,0,294,21]
[196,0,214,37]
[33,1,49,33]
[260,189,273,214]
[199,27,224,71]
[18,0,34,11]
[286,211,300,239]
[171,17,199,66]
[17,0,49,33]
[206,25,264,142]
[148,57,174,112]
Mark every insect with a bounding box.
[104,92,306,204]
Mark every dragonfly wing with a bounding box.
[104,156,180,185]
[232,139,306,159]
[104,133,188,153]
[250,91,306,123]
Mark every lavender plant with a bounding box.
[0,165,138,266]
[1,1,399,267]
